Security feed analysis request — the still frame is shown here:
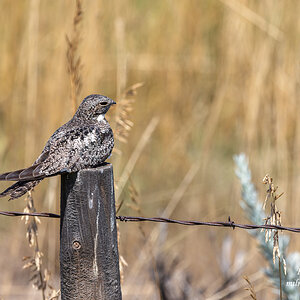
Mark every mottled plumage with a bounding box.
[0,94,116,200]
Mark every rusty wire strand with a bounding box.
[0,210,60,218]
[0,210,300,233]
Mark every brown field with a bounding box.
[0,0,300,299]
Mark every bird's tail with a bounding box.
[0,180,42,200]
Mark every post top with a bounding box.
[78,163,112,174]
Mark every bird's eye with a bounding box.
[100,101,108,106]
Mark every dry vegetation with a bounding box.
[0,0,300,299]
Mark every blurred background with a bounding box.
[0,0,300,299]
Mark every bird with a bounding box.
[0,94,116,200]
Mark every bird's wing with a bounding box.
[0,165,44,181]
[0,150,51,181]
[0,124,111,181]
[35,124,109,177]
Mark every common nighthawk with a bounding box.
[0,94,116,200]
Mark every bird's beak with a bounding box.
[111,100,116,105]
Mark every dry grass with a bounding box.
[22,193,60,300]
[0,0,300,299]
[66,0,83,114]
[244,275,257,300]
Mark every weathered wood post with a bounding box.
[60,163,122,300]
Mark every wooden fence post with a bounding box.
[60,163,122,300]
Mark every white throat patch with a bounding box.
[97,114,105,122]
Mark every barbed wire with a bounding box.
[0,210,300,233]
[0,210,60,218]
[116,216,300,233]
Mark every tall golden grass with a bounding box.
[0,0,300,298]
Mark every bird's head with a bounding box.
[74,94,116,121]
